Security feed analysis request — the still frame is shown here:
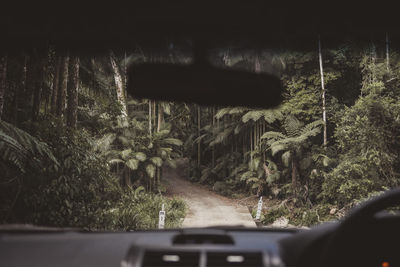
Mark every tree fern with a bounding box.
[0,120,59,173]
[283,115,304,137]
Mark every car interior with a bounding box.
[1,2,400,267]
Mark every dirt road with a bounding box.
[164,161,256,228]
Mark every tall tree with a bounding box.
[386,32,390,72]
[157,102,163,132]
[66,56,80,128]
[51,56,61,114]
[0,55,7,119]
[32,54,46,121]
[148,100,152,137]
[109,51,127,117]
[318,35,327,146]
[197,105,201,167]
[56,53,69,117]
[211,106,215,167]
[13,55,28,124]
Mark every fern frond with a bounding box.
[215,108,232,119]
[270,143,288,156]
[261,131,286,140]
[262,109,284,123]
[284,115,304,137]
[242,110,264,123]
[209,126,234,146]
[0,120,59,173]
[299,119,323,137]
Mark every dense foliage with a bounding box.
[183,40,400,226]
[1,37,400,229]
[0,49,186,230]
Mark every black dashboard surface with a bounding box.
[0,228,295,267]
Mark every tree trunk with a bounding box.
[66,56,80,128]
[32,55,46,121]
[13,55,27,124]
[56,53,69,117]
[152,101,156,129]
[51,56,61,114]
[0,55,8,119]
[212,106,215,168]
[157,102,162,132]
[250,127,253,163]
[259,163,271,197]
[291,156,298,197]
[386,32,390,72]
[197,105,201,167]
[109,51,127,117]
[318,35,327,147]
[156,102,163,189]
[253,123,257,150]
[148,100,152,137]
[124,50,128,99]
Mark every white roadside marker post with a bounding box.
[158,204,165,229]
[256,196,263,220]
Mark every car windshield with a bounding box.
[1,37,399,231]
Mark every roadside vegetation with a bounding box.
[0,49,186,230]
[184,39,400,227]
[1,36,400,228]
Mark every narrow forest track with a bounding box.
[163,160,256,228]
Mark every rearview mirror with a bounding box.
[127,63,283,108]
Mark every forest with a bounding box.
[1,35,400,229]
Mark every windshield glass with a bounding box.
[1,38,399,230]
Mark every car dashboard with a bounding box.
[1,217,399,267]
[0,227,298,267]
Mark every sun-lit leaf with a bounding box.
[150,157,163,167]
[162,138,183,146]
[135,152,147,162]
[120,149,132,159]
[146,164,156,178]
[126,158,139,170]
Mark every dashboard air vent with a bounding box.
[206,252,263,267]
[142,250,200,267]
[172,234,234,245]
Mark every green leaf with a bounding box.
[281,151,291,167]
[162,138,183,146]
[135,152,147,162]
[240,171,255,181]
[126,158,139,170]
[146,164,156,178]
[109,158,124,165]
[271,143,288,156]
[150,157,163,167]
[246,177,259,184]
[162,103,171,115]
[121,149,132,159]
[166,158,177,168]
